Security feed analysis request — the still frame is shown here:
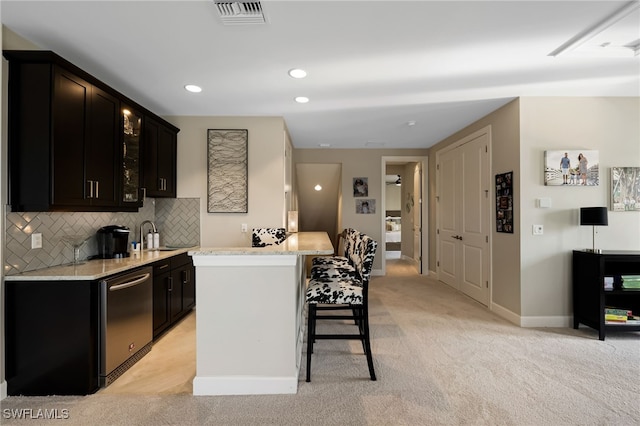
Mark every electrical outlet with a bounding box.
[532,225,544,235]
[31,233,43,249]
[241,223,248,233]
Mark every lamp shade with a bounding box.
[580,207,608,226]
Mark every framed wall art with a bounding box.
[356,199,375,214]
[496,171,513,233]
[207,129,248,213]
[611,167,640,211]
[544,150,600,186]
[353,177,368,197]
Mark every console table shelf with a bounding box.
[572,250,640,340]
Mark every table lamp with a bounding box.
[580,207,608,253]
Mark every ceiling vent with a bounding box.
[214,1,265,25]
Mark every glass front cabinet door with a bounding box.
[121,106,143,208]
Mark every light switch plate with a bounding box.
[537,198,552,208]
[532,225,544,235]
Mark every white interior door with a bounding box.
[437,129,490,306]
[459,134,489,305]
[437,149,460,288]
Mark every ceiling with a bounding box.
[2,1,639,149]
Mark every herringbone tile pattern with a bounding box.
[4,198,200,275]
[155,198,200,248]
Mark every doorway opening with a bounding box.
[295,163,342,249]
[381,156,428,276]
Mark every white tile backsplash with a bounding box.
[3,198,200,275]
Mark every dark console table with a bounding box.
[572,250,640,340]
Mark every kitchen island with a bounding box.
[189,232,333,395]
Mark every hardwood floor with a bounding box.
[99,311,196,395]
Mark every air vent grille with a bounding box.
[214,1,265,25]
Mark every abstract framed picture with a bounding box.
[544,150,599,186]
[611,167,640,211]
[207,129,248,213]
[356,199,375,214]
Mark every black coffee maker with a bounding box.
[96,225,130,258]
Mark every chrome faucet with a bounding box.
[138,220,157,248]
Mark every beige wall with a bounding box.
[519,97,640,323]
[165,116,288,247]
[294,149,428,272]
[427,97,640,326]
[428,99,521,315]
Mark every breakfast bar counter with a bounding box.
[188,232,333,395]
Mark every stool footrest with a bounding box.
[314,334,363,340]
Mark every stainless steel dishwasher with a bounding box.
[100,266,153,386]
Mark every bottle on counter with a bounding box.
[147,232,153,250]
[153,232,160,249]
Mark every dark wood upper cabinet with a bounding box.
[4,50,179,212]
[143,117,177,198]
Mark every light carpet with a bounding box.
[2,259,638,425]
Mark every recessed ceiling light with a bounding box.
[185,84,202,93]
[295,96,309,103]
[407,120,416,126]
[314,184,322,191]
[288,68,307,79]
[318,143,331,148]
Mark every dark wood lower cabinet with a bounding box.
[5,280,101,395]
[153,253,196,339]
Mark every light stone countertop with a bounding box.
[4,247,195,281]
[189,232,334,256]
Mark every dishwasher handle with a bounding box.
[106,273,151,292]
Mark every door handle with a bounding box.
[452,235,463,240]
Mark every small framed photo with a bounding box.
[353,177,368,197]
[356,199,375,214]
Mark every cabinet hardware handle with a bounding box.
[87,180,94,198]
[168,276,173,292]
[95,180,99,199]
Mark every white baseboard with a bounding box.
[491,302,572,327]
[193,376,297,396]
[490,301,521,325]
[520,315,572,328]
